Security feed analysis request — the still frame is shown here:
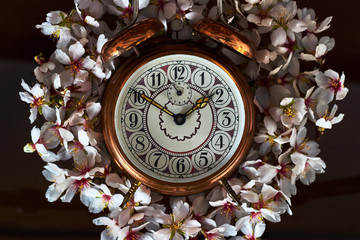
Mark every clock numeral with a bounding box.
[146,150,168,171]
[168,64,190,82]
[170,157,191,175]
[217,108,236,130]
[145,69,167,90]
[209,85,230,107]
[210,132,231,154]
[193,149,215,170]
[124,109,143,132]
[129,133,150,155]
[191,69,214,90]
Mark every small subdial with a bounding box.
[167,82,192,106]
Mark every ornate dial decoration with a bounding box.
[103,45,255,195]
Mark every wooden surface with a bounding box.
[0,0,359,239]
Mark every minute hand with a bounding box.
[185,96,211,116]
[141,94,175,117]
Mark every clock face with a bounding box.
[103,46,255,195]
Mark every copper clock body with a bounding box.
[102,42,256,196]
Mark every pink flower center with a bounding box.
[30,97,44,108]
[69,60,83,73]
[75,178,90,190]
[328,77,342,93]
[221,202,236,216]
[122,7,133,19]
[102,194,112,203]
[126,231,140,240]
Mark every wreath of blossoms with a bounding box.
[20,0,349,239]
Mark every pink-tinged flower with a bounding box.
[269,1,307,47]
[287,127,320,183]
[245,0,275,27]
[56,154,104,202]
[141,0,177,29]
[238,221,266,240]
[270,97,307,128]
[110,0,150,23]
[189,194,216,230]
[301,34,335,63]
[298,157,326,185]
[19,79,54,123]
[75,4,100,28]
[209,197,240,226]
[203,224,237,240]
[55,41,96,87]
[315,104,344,129]
[42,163,68,202]
[75,0,105,19]
[153,200,201,240]
[36,11,74,49]
[315,69,348,102]
[297,7,333,34]
[254,116,291,157]
[240,184,289,223]
[41,108,74,151]
[80,184,124,213]
[23,126,60,162]
[93,216,121,240]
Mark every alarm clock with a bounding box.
[101,10,256,196]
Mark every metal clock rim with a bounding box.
[102,42,256,196]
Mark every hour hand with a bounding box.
[140,93,175,117]
[185,96,211,116]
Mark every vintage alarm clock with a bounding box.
[101,0,256,200]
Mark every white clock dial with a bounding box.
[114,54,246,183]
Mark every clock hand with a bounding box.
[184,95,212,117]
[172,83,183,96]
[139,92,175,117]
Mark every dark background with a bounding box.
[1,0,359,239]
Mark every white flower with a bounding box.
[246,0,275,27]
[240,184,289,223]
[75,0,105,19]
[287,127,320,183]
[19,79,53,123]
[23,126,60,162]
[270,97,307,128]
[153,200,201,240]
[315,69,348,102]
[141,0,177,29]
[298,157,326,185]
[41,108,74,151]
[315,104,344,129]
[237,221,266,240]
[269,1,307,46]
[204,224,237,240]
[301,33,335,62]
[254,116,291,157]
[80,184,123,213]
[55,41,97,87]
[297,7,333,34]
[110,0,150,23]
[42,163,68,202]
[209,196,240,226]
[35,11,74,49]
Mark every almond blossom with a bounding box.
[55,41,97,87]
[80,184,124,213]
[21,1,348,239]
[19,79,53,123]
[315,69,348,102]
[153,200,201,240]
[270,97,307,128]
[269,1,307,47]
